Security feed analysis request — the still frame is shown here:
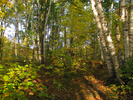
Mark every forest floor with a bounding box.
[27,62,121,100]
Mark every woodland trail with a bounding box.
[27,65,118,100]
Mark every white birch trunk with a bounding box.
[97,30,104,62]
[121,0,129,62]
[116,25,123,66]
[31,0,35,60]
[36,0,41,62]
[42,0,52,62]
[110,1,114,34]
[15,0,18,57]
[24,0,35,45]
[129,0,133,57]
[24,0,28,44]
[95,0,123,83]
[90,0,115,78]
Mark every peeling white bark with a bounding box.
[121,0,129,62]
[90,0,115,78]
[94,0,123,83]
[129,0,133,57]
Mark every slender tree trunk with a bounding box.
[46,20,53,62]
[36,0,41,62]
[41,0,52,64]
[31,0,35,61]
[24,0,29,60]
[1,21,3,37]
[20,21,24,59]
[15,0,18,58]
[121,0,129,63]
[52,23,55,50]
[95,0,123,83]
[116,25,123,66]
[110,0,114,34]
[57,19,61,50]
[129,0,133,57]
[0,19,3,61]
[24,0,28,44]
[97,30,104,62]
[41,0,47,64]
[91,0,115,78]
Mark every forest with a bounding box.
[0,0,133,99]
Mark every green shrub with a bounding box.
[120,57,133,91]
[0,63,48,100]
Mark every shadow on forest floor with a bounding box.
[26,63,119,100]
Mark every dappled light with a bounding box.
[0,0,133,100]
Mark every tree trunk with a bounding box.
[95,0,123,83]
[41,0,52,64]
[15,0,18,58]
[97,29,104,62]
[90,0,115,78]
[121,0,129,63]
[0,19,3,61]
[110,0,114,34]
[129,0,133,57]
[36,0,41,62]
[116,25,123,66]
[0,36,2,61]
[24,0,28,44]
[31,0,35,61]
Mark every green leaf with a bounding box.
[39,93,48,97]
[43,94,49,97]
[46,66,53,69]
[6,85,13,90]
[25,64,28,67]
[31,75,35,79]
[18,65,22,69]
[45,72,50,74]
[0,65,3,68]
[83,63,86,65]
[41,86,47,90]
[24,86,28,90]
[27,81,34,86]
[33,88,38,92]
[3,75,9,81]
[23,98,28,100]
[38,93,44,97]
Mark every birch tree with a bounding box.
[95,0,123,83]
[36,0,41,62]
[97,30,104,62]
[41,0,52,64]
[90,0,115,78]
[129,0,133,57]
[121,0,129,63]
[116,25,123,66]
[14,0,18,57]
[31,0,35,60]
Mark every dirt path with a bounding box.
[27,66,118,100]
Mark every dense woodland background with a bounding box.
[0,0,133,100]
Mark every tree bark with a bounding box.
[95,0,123,83]
[24,0,28,44]
[121,0,129,62]
[129,0,133,57]
[41,0,52,64]
[90,0,115,78]
[0,19,3,61]
[97,29,104,62]
[36,0,41,62]
[15,0,18,58]
[116,25,123,66]
[31,0,35,61]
